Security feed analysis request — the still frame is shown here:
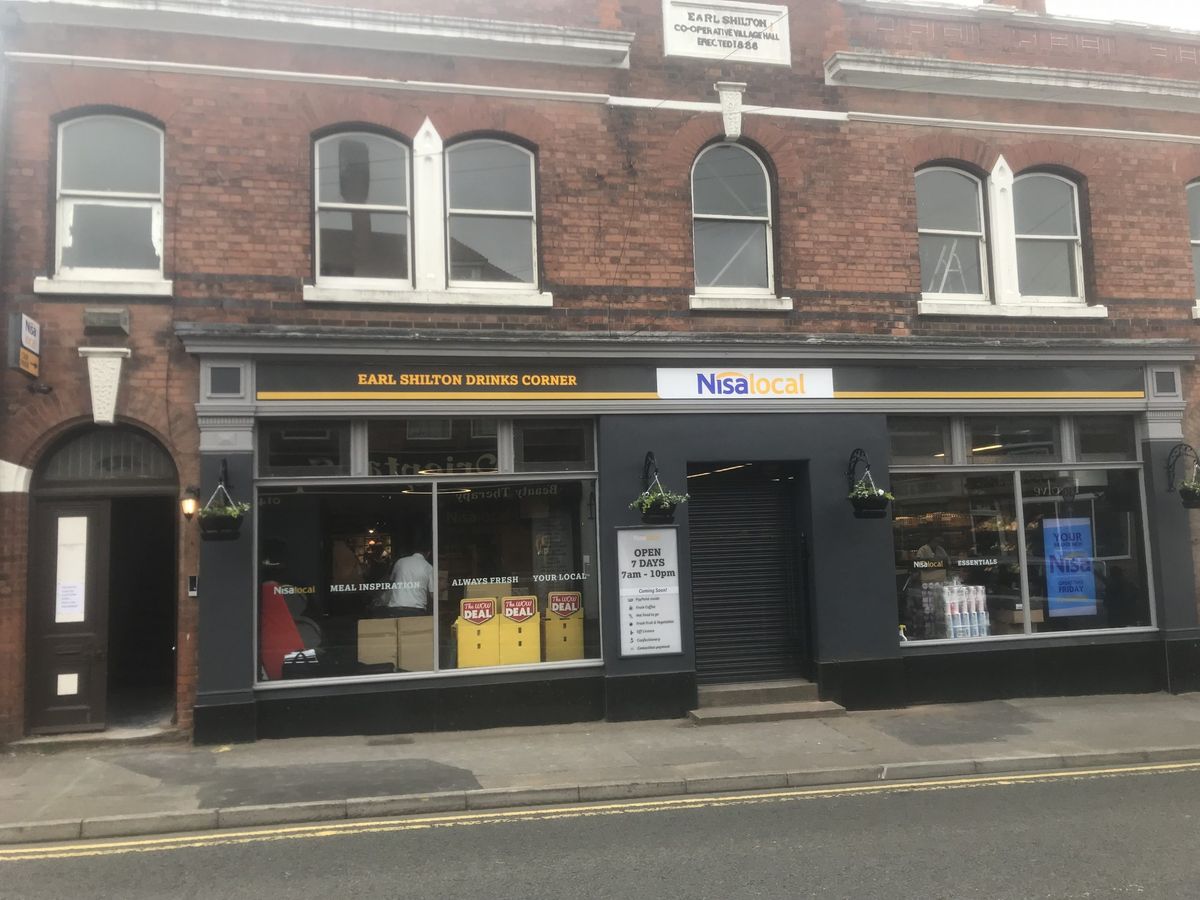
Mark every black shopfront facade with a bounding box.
[178,325,1200,744]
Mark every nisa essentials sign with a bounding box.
[656,368,834,400]
[1043,517,1097,618]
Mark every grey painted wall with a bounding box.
[196,452,256,704]
[598,412,900,678]
[1142,440,1200,634]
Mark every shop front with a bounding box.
[178,325,1200,743]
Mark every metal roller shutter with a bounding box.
[688,473,804,683]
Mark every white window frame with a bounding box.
[689,142,790,311]
[1187,182,1200,318]
[915,166,990,305]
[919,155,1105,319]
[303,118,551,307]
[445,138,538,292]
[1012,171,1085,305]
[312,132,412,293]
[35,115,172,296]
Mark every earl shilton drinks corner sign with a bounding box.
[661,0,792,67]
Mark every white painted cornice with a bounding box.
[9,0,635,69]
[840,0,1200,42]
[826,51,1200,114]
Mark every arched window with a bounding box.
[314,132,411,285]
[691,144,772,292]
[55,115,164,278]
[915,167,987,298]
[445,139,536,286]
[1013,172,1082,299]
[1187,182,1200,300]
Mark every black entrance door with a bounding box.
[688,462,806,683]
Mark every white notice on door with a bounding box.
[54,516,88,624]
[56,673,79,696]
[618,528,683,657]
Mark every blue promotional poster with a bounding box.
[1043,517,1096,617]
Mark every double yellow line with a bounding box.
[3,760,1198,862]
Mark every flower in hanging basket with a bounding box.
[848,477,894,503]
[198,501,251,520]
[630,485,689,522]
[1179,480,1200,509]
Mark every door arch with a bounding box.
[28,424,179,734]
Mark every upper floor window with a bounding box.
[55,115,164,280]
[1013,173,1082,300]
[446,140,536,286]
[915,167,986,298]
[916,156,1102,319]
[1187,182,1200,300]
[315,133,410,286]
[691,143,772,294]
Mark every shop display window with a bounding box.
[514,419,594,472]
[1075,416,1137,462]
[260,422,351,477]
[256,479,599,683]
[368,419,499,477]
[1019,469,1151,633]
[893,467,1151,643]
[436,481,599,669]
[893,472,1020,642]
[888,416,951,465]
[967,416,1059,464]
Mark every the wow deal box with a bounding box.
[456,598,500,668]
[498,596,541,665]
[543,591,583,661]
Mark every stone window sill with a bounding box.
[919,298,1107,318]
[35,276,174,297]
[303,285,553,307]
[689,293,793,311]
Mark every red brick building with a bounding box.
[1,0,1198,743]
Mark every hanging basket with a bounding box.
[1181,485,1200,509]
[640,502,678,525]
[851,495,891,519]
[198,482,250,542]
[199,512,245,540]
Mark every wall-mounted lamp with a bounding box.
[180,486,201,520]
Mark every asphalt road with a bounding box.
[3,763,1200,899]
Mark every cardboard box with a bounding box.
[397,615,434,672]
[357,619,398,668]
[993,607,1045,625]
[465,582,512,598]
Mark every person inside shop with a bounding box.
[916,534,951,563]
[375,534,434,617]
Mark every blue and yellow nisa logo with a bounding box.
[696,371,806,397]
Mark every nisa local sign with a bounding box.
[656,368,834,400]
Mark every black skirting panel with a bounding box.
[820,636,1172,710]
[251,672,606,740]
[194,698,257,745]
[605,672,697,721]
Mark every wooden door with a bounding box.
[28,500,111,733]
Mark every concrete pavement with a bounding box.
[3,691,1200,844]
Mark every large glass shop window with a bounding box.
[437,481,599,669]
[257,481,598,681]
[893,469,1151,642]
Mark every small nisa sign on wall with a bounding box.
[662,0,791,67]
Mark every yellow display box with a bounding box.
[499,596,541,665]
[543,591,584,662]
[455,598,500,668]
